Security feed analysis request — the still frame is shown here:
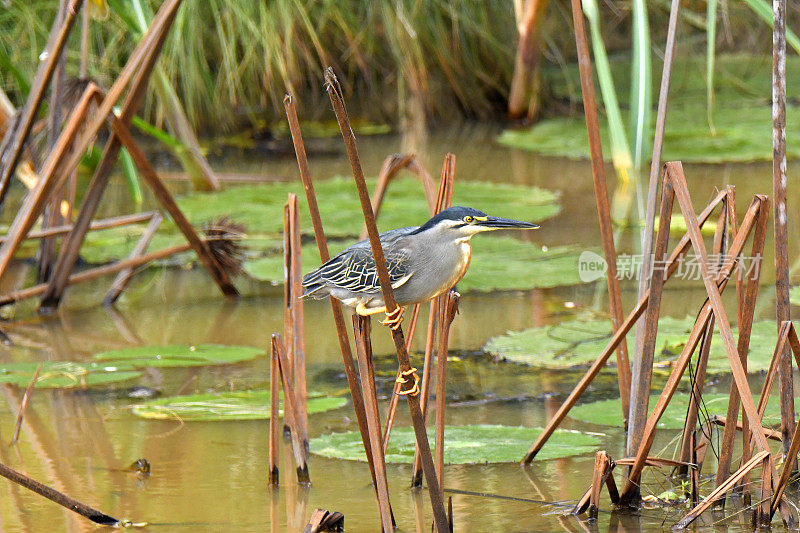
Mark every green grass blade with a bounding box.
[706,0,718,132]
[629,0,651,170]
[741,0,800,54]
[129,115,182,150]
[119,148,143,207]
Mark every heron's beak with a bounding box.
[475,216,540,231]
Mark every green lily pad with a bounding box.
[245,237,588,291]
[80,225,187,264]
[310,425,599,464]
[570,393,789,429]
[545,54,800,112]
[499,106,800,163]
[131,390,346,421]
[485,316,790,373]
[0,361,141,389]
[93,344,263,368]
[176,177,560,239]
[510,54,800,163]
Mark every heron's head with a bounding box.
[412,206,539,240]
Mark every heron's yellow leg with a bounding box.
[380,306,404,331]
[355,303,405,330]
[396,367,420,396]
[355,302,386,317]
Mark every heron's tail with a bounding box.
[301,270,329,299]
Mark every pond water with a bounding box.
[0,124,798,531]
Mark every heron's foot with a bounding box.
[356,302,385,317]
[380,306,404,331]
[396,367,420,396]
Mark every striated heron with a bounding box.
[301,206,539,329]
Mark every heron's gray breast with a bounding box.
[393,233,470,305]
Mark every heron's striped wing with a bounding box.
[305,245,413,294]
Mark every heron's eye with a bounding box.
[464,215,474,223]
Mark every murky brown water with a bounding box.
[0,125,798,531]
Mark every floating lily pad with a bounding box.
[311,425,599,464]
[508,55,800,163]
[499,106,800,163]
[80,225,187,264]
[570,393,789,429]
[485,316,789,373]
[0,361,141,389]
[245,237,588,291]
[93,344,263,368]
[176,177,560,239]
[545,54,800,112]
[131,390,346,421]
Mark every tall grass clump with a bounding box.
[0,0,516,131]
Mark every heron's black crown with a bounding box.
[411,206,487,234]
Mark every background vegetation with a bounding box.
[3,0,797,133]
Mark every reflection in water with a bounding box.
[0,127,795,530]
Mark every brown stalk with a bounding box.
[269,336,280,486]
[284,194,309,454]
[353,316,393,532]
[409,298,439,487]
[283,198,295,391]
[676,319,714,476]
[715,195,770,502]
[773,0,795,462]
[770,323,800,517]
[0,212,158,243]
[572,451,616,516]
[107,117,237,299]
[38,0,71,285]
[673,451,769,529]
[0,7,163,283]
[325,67,449,533]
[292,193,308,454]
[359,153,437,241]
[0,239,227,306]
[619,183,766,502]
[103,213,162,305]
[39,0,195,309]
[569,0,630,427]
[435,291,459,494]
[522,189,728,463]
[588,451,610,520]
[282,94,378,489]
[304,509,345,533]
[0,0,83,204]
[386,153,455,461]
[625,174,674,479]
[365,153,440,447]
[0,459,119,526]
[632,0,681,452]
[677,201,728,475]
[668,163,791,526]
[273,334,310,484]
[405,154,457,485]
[10,362,42,445]
[614,457,694,468]
[772,415,800,517]
[508,0,548,120]
[710,417,781,442]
